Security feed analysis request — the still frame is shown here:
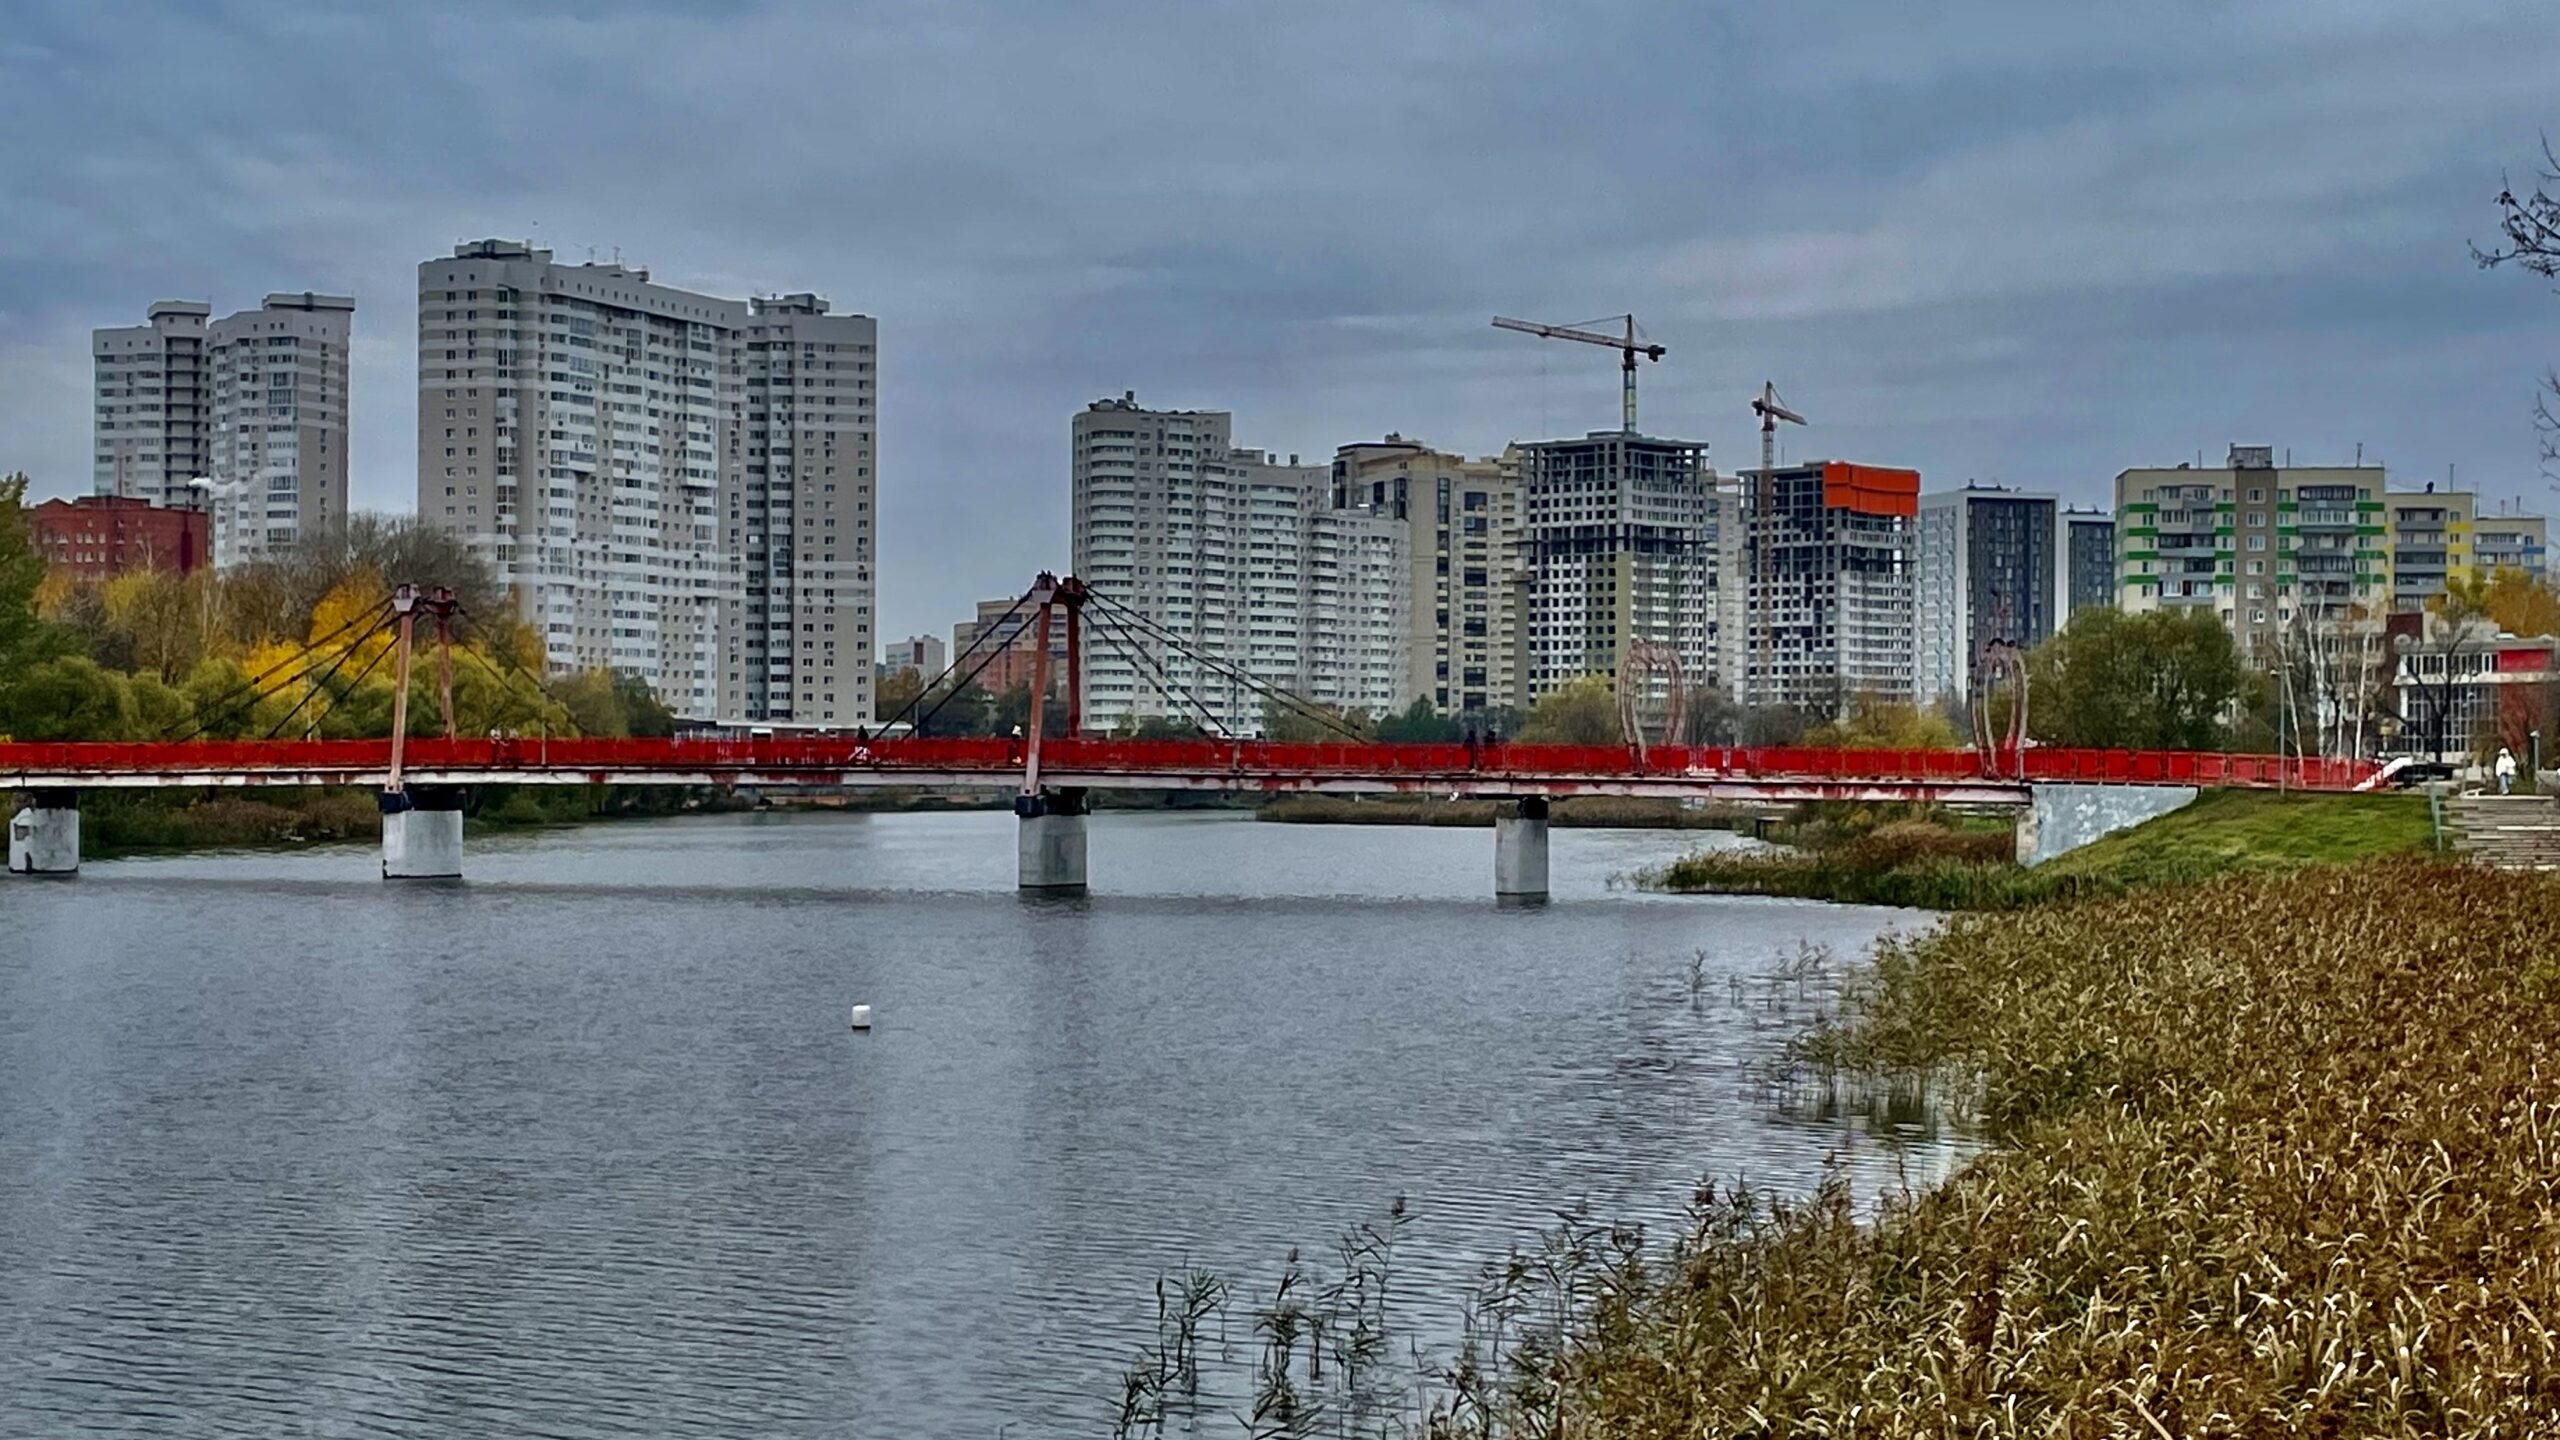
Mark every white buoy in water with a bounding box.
[849,1004,873,1031]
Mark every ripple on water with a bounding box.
[0,811,1960,1436]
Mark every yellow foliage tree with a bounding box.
[1802,693,1963,750]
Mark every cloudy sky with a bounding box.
[3,0,2556,644]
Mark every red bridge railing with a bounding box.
[0,735,2382,792]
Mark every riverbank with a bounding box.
[1642,789,2434,909]
[1257,793,1750,829]
[75,785,743,861]
[1433,856,2560,1434]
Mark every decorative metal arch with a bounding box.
[1616,640,1688,762]
[1970,639,2030,776]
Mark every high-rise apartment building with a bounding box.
[2060,507,2116,618]
[1070,394,1407,733]
[882,634,947,678]
[207,292,353,567]
[96,295,353,570]
[1331,436,1528,716]
[1914,486,2058,704]
[94,301,211,511]
[416,241,875,723]
[2115,446,2387,658]
[1737,462,1919,707]
[1520,430,1717,706]
[2473,509,2549,580]
[2384,485,2476,613]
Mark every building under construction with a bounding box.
[1741,461,1920,709]
[1521,430,1718,706]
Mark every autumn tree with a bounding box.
[1801,693,1962,750]
[1517,676,1620,745]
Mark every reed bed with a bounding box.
[1448,859,2560,1436]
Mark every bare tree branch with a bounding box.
[2475,136,2560,478]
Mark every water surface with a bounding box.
[0,810,1954,1436]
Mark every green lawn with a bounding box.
[1647,787,2439,910]
[2038,788,2436,887]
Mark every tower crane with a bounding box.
[1749,382,1806,708]
[1491,314,1664,432]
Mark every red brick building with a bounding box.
[29,495,209,583]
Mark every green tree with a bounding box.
[1518,676,1621,745]
[0,472,63,676]
[1259,696,1371,742]
[0,656,134,740]
[1374,696,1459,743]
[2028,607,2247,750]
[875,666,926,726]
[547,667,677,738]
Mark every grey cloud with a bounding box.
[1,0,2554,646]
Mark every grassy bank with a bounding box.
[73,784,739,860]
[1258,793,1747,829]
[1645,789,2434,909]
[1421,858,2560,1435]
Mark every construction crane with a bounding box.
[1749,382,1807,709]
[1491,314,1664,432]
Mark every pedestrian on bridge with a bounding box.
[2497,746,2519,795]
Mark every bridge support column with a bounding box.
[8,789,79,876]
[381,786,464,880]
[1495,797,1550,902]
[2017,783,2197,866]
[1016,787,1089,894]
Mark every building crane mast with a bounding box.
[1491,314,1664,433]
[1749,382,1807,709]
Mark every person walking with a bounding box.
[2496,745,2519,795]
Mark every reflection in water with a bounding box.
[0,811,1962,1436]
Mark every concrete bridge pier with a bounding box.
[1016,786,1089,894]
[1495,796,1550,902]
[8,789,80,875]
[381,786,465,880]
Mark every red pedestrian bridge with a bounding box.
[4,734,2382,896]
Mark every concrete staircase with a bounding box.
[2444,794,2560,870]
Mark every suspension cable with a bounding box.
[168,595,398,742]
[448,608,567,732]
[1080,602,1229,737]
[260,617,398,741]
[879,585,1036,735]
[1082,588,1369,742]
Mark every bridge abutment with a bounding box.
[1495,796,1550,901]
[8,790,79,875]
[1016,787,1089,894]
[2017,783,2198,865]
[381,786,465,880]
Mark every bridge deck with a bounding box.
[0,737,2377,800]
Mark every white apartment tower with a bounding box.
[1071,395,1407,734]
[417,241,875,723]
[729,294,879,726]
[208,293,353,567]
[96,294,352,568]
[94,301,211,510]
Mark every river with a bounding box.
[0,810,1959,1436]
